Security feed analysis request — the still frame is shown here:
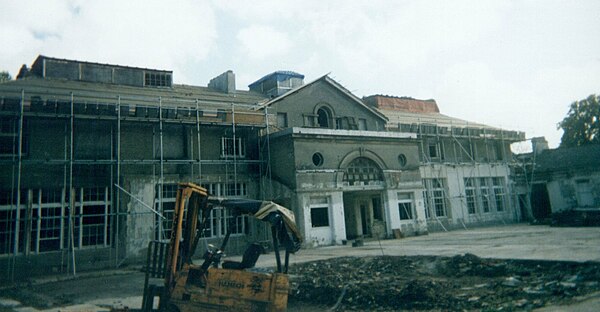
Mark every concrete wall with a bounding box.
[546,172,600,212]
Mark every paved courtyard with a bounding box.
[282,224,600,265]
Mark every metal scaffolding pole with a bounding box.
[195,99,202,180]
[232,104,238,193]
[10,90,25,281]
[115,96,121,267]
[264,107,273,198]
[159,97,164,239]
[109,120,114,263]
[68,92,76,276]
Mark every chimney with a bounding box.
[531,137,549,155]
[208,70,236,93]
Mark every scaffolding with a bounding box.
[404,117,526,232]
[0,88,270,281]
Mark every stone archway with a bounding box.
[339,153,387,240]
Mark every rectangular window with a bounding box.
[493,177,506,212]
[222,207,249,236]
[79,187,109,247]
[39,189,64,252]
[464,178,477,214]
[144,72,172,87]
[276,113,288,128]
[201,183,248,198]
[423,178,447,218]
[428,143,438,158]
[2,187,111,255]
[310,197,330,227]
[427,142,444,162]
[358,118,367,130]
[221,137,245,158]
[156,184,179,240]
[423,190,431,219]
[398,193,414,220]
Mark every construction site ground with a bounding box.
[1,224,599,311]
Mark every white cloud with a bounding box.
[2,0,599,149]
[0,0,217,83]
[236,25,293,60]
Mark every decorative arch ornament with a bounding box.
[339,149,386,184]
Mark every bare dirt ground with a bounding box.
[3,254,599,311]
[287,255,600,311]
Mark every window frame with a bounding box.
[309,196,330,228]
[220,136,246,158]
[423,178,448,218]
[397,192,414,220]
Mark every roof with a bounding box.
[31,55,172,75]
[363,95,440,113]
[535,144,600,172]
[248,71,305,89]
[0,76,268,109]
[258,74,388,122]
[379,108,497,130]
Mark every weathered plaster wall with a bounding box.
[546,173,600,212]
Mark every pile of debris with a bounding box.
[288,254,600,311]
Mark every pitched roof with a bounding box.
[258,74,388,121]
[535,144,600,172]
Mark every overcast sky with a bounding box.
[1,0,599,150]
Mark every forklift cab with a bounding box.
[157,183,302,312]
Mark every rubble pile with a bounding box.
[288,255,600,311]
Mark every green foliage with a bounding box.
[0,71,12,82]
[558,94,600,147]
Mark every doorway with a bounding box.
[343,192,385,240]
[531,183,552,220]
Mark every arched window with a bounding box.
[343,157,383,184]
[317,107,332,128]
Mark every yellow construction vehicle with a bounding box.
[142,183,302,312]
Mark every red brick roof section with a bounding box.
[363,95,440,113]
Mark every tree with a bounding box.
[0,71,11,82]
[558,94,600,147]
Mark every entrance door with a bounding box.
[360,201,370,236]
[531,183,551,220]
[343,192,385,240]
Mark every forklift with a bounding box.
[142,183,302,312]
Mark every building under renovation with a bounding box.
[0,56,525,280]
